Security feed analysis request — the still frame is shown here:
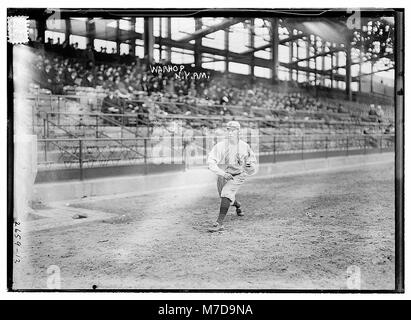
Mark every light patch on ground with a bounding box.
[13,162,395,290]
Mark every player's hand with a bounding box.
[223,173,234,180]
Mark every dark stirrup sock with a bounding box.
[233,200,241,208]
[217,197,231,224]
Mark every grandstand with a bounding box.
[10,8,403,292]
[14,10,395,183]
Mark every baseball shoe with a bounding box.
[208,223,225,232]
[234,202,244,216]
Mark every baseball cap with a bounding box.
[226,121,241,130]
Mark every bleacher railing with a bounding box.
[35,110,392,141]
[36,134,395,180]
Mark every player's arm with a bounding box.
[207,144,233,179]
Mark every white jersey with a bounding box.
[207,139,257,176]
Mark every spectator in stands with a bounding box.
[44,38,54,51]
[60,40,73,58]
[384,123,394,134]
[27,42,394,127]
[33,36,45,50]
[95,72,105,87]
[41,63,55,91]
[66,70,80,87]
[72,42,82,59]
[376,105,385,121]
[81,72,95,87]
[103,75,115,91]
[114,77,130,98]
[101,91,123,122]
[220,105,234,116]
[368,104,378,116]
[53,69,65,94]
[337,103,346,113]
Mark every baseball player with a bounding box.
[207,121,258,232]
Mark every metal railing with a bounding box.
[35,110,392,141]
[36,134,395,180]
[39,112,145,138]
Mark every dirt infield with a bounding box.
[14,161,395,290]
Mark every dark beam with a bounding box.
[353,66,394,79]
[166,17,171,61]
[321,42,325,86]
[249,18,255,79]
[144,17,154,62]
[289,38,293,80]
[345,43,352,100]
[242,33,306,55]
[36,19,46,42]
[87,18,96,47]
[115,20,120,53]
[314,36,318,85]
[178,18,245,43]
[306,35,310,80]
[289,46,343,66]
[46,22,348,81]
[130,18,136,55]
[224,28,229,72]
[330,48,334,88]
[65,19,71,43]
[271,18,279,82]
[194,18,202,67]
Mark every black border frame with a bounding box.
[6,7,405,293]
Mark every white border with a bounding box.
[1,0,408,300]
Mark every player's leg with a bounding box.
[208,196,231,232]
[208,175,245,232]
[217,175,226,197]
[226,173,246,216]
[209,176,229,232]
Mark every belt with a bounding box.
[228,172,243,177]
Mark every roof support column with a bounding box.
[271,18,279,83]
[345,43,352,101]
[358,34,363,92]
[166,18,171,62]
[86,18,96,47]
[335,49,339,88]
[296,40,299,82]
[370,62,374,93]
[36,19,46,43]
[289,39,293,80]
[130,18,136,55]
[194,18,202,68]
[321,43,326,86]
[330,50,334,89]
[314,36,318,86]
[306,36,310,81]
[144,17,154,63]
[224,27,229,73]
[115,20,120,53]
[65,19,71,44]
[249,19,255,81]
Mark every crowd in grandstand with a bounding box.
[29,37,392,126]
